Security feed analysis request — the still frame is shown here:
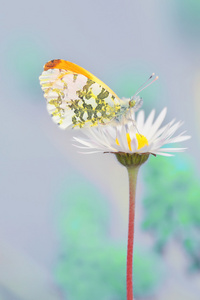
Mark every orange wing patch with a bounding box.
[39,59,125,129]
[43,59,120,100]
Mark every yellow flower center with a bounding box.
[136,133,148,150]
[116,133,148,151]
[126,133,132,151]
[115,137,120,146]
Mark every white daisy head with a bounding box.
[73,108,191,157]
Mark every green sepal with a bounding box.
[115,152,149,167]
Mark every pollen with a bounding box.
[126,133,132,151]
[116,134,132,150]
[116,133,148,151]
[136,133,148,150]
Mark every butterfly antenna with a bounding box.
[134,73,159,96]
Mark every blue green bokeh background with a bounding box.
[0,1,200,299]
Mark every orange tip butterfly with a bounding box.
[39,59,158,129]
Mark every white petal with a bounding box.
[73,137,96,148]
[78,150,104,154]
[157,147,187,152]
[147,108,167,139]
[151,151,174,157]
[116,126,129,152]
[164,122,183,139]
[142,109,155,136]
[149,123,172,147]
[166,134,191,144]
[148,123,168,142]
[136,110,145,131]
[137,144,149,153]
[130,136,138,152]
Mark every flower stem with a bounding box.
[126,165,139,300]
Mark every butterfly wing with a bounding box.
[39,59,123,129]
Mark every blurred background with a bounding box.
[0,0,199,299]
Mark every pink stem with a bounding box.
[126,166,139,300]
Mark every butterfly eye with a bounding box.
[129,99,136,108]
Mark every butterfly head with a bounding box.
[129,95,143,111]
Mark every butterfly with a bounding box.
[39,59,158,129]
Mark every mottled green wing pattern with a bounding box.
[39,68,123,129]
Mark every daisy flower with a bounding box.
[73,107,191,157]
[73,107,191,300]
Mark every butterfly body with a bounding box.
[39,59,143,129]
